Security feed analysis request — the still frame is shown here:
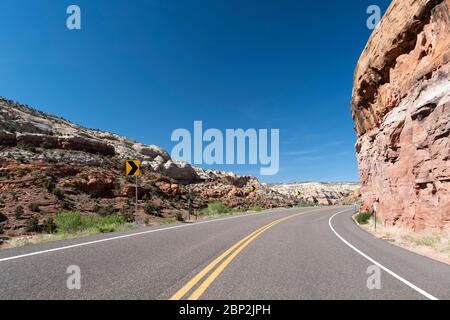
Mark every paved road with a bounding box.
[0,206,449,300]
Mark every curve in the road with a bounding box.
[328,211,438,300]
[171,209,351,300]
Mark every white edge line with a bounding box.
[328,210,439,301]
[0,207,321,263]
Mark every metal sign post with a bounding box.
[135,175,139,214]
[373,203,377,232]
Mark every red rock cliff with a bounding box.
[351,0,450,232]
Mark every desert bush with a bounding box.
[53,188,65,200]
[200,202,233,215]
[144,203,161,216]
[42,218,57,234]
[55,211,125,234]
[0,224,4,234]
[56,212,82,233]
[0,211,7,223]
[28,202,40,212]
[97,204,115,217]
[25,217,40,233]
[60,200,73,210]
[248,206,264,212]
[175,212,184,222]
[43,180,56,193]
[121,205,135,223]
[355,212,372,225]
[14,205,24,219]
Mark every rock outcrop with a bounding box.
[270,182,360,205]
[351,0,450,232]
[0,98,295,237]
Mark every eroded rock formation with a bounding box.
[270,182,360,205]
[0,98,296,237]
[351,0,450,232]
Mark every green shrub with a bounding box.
[28,203,40,212]
[93,203,101,213]
[200,202,232,215]
[55,212,82,233]
[248,206,264,212]
[60,200,73,210]
[0,211,7,223]
[0,223,4,234]
[25,217,40,233]
[53,188,65,200]
[175,212,184,222]
[42,218,57,234]
[355,212,372,225]
[97,204,115,217]
[90,215,124,233]
[43,180,56,193]
[96,225,116,233]
[14,205,24,219]
[55,212,125,234]
[144,203,161,216]
[121,206,135,223]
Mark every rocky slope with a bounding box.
[270,182,360,205]
[0,98,296,237]
[351,0,450,232]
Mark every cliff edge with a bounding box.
[351,0,450,232]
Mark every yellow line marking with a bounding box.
[169,220,279,300]
[170,213,301,300]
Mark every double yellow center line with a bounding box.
[169,212,302,300]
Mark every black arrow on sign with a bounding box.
[127,160,139,176]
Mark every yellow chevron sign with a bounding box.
[250,185,257,193]
[125,160,141,177]
[295,190,302,198]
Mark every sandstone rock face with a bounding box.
[0,98,199,182]
[351,0,450,232]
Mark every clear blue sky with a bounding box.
[0,0,391,183]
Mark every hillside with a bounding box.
[0,97,295,238]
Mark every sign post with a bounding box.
[135,175,138,214]
[373,203,377,232]
[126,160,141,214]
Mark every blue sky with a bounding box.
[0,0,391,183]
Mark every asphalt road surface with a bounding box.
[0,206,449,300]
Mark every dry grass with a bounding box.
[356,216,450,265]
